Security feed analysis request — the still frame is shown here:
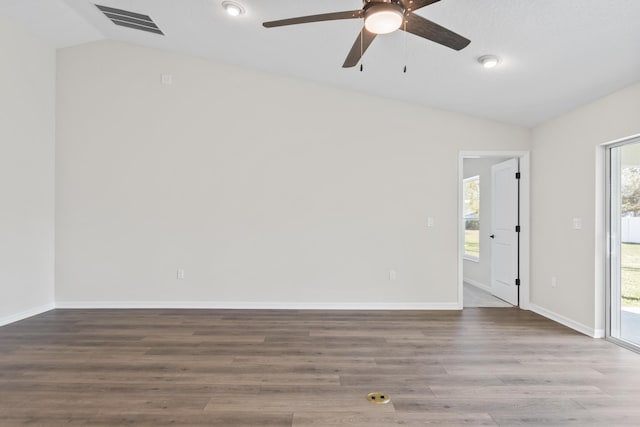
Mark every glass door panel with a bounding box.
[609,141,640,350]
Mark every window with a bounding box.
[464,175,480,260]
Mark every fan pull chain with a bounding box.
[360,27,364,72]
[403,18,408,73]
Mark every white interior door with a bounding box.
[491,158,519,306]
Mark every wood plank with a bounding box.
[0,308,639,426]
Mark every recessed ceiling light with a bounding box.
[478,55,500,69]
[222,1,244,17]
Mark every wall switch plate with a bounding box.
[389,270,397,281]
[427,217,434,227]
[551,276,557,288]
[161,74,173,85]
[177,268,185,279]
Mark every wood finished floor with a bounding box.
[1,309,639,426]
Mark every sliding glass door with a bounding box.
[608,139,640,351]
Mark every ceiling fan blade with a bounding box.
[400,0,441,12]
[342,28,377,68]
[401,12,470,50]
[263,10,363,28]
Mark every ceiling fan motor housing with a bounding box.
[363,0,403,6]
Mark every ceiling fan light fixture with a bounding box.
[479,55,500,69]
[364,4,404,35]
[222,1,245,17]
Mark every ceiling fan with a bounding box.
[262,0,471,68]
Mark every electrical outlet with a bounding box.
[389,270,397,281]
[177,268,185,279]
[572,218,582,230]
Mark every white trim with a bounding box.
[458,151,531,310]
[0,302,55,327]
[464,278,492,293]
[54,301,460,310]
[601,132,640,148]
[529,303,602,338]
[596,144,607,337]
[519,153,531,310]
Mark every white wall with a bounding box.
[0,17,56,324]
[55,41,530,308]
[531,81,640,335]
[463,157,509,289]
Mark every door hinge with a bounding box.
[515,225,521,232]
[515,172,521,179]
[515,278,521,287]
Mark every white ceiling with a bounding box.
[2,0,640,127]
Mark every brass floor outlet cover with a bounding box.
[366,392,390,404]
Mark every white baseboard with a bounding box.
[0,302,55,327]
[2,301,605,337]
[463,278,492,293]
[529,303,601,338]
[55,301,460,310]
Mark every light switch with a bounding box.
[427,217,435,227]
[572,218,582,230]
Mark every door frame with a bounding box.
[458,151,531,310]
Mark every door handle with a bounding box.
[490,234,495,239]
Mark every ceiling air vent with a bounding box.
[95,4,164,35]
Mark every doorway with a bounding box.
[458,151,531,309]
[606,138,640,352]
